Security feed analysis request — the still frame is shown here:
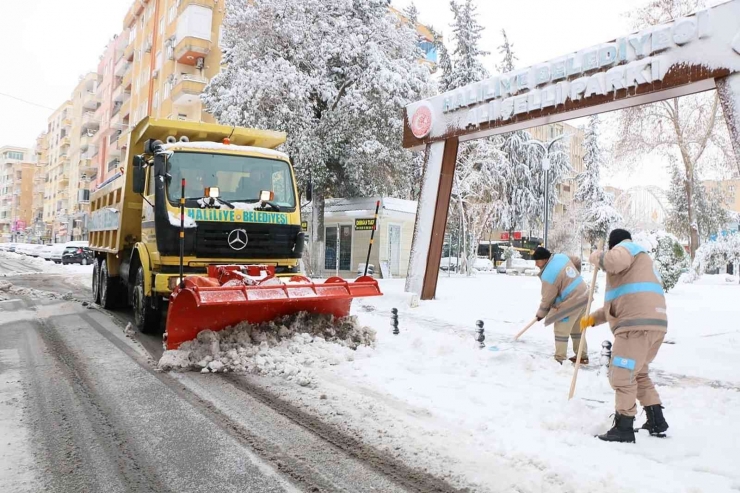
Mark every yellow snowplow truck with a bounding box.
[88,118,306,333]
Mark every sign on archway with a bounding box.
[403,0,740,300]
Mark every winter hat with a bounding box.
[608,229,632,250]
[532,247,552,261]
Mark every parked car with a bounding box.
[28,244,47,257]
[49,244,69,264]
[39,245,56,261]
[474,257,494,271]
[62,246,94,265]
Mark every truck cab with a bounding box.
[88,118,304,333]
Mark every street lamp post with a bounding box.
[542,156,551,249]
[526,133,571,251]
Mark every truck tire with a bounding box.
[99,259,120,309]
[133,266,161,334]
[92,258,102,304]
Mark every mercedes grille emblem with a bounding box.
[227,229,248,251]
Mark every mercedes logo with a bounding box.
[227,229,248,251]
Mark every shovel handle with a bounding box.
[569,241,604,400]
[514,318,539,341]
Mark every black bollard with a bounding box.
[476,320,485,349]
[600,340,612,368]
[391,308,399,335]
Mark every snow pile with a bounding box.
[158,313,376,386]
[0,280,68,301]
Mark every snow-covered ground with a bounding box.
[247,273,740,492]
[8,250,739,491]
[0,251,92,289]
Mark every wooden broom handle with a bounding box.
[569,241,604,400]
[514,318,539,341]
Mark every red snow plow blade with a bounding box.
[164,265,382,350]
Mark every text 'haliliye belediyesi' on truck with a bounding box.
[87,118,381,348]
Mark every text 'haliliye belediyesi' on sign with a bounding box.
[355,218,377,231]
[405,1,740,142]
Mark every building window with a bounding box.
[130,26,137,43]
[156,50,163,70]
[166,44,174,60]
[159,17,165,36]
[418,41,437,63]
[3,151,24,160]
[153,91,159,109]
[164,79,172,99]
[168,4,177,23]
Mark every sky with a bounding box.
[0,0,716,191]
[0,0,131,149]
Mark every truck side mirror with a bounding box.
[132,155,146,194]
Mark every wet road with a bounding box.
[0,254,460,493]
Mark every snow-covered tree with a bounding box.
[403,2,420,25]
[615,0,733,259]
[445,0,489,91]
[665,163,731,243]
[690,232,740,281]
[633,230,690,291]
[496,29,518,74]
[548,202,583,256]
[451,140,506,275]
[576,116,623,248]
[204,0,434,274]
[492,131,570,240]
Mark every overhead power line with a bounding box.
[0,91,57,111]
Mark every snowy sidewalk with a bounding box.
[272,274,740,493]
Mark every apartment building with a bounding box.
[30,133,49,242]
[43,101,73,241]
[93,0,225,187]
[0,146,35,242]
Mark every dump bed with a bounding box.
[88,118,287,254]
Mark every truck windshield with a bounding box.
[166,152,296,208]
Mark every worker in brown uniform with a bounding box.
[533,247,589,364]
[581,229,670,443]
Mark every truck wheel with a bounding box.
[99,259,120,309]
[133,266,161,334]
[92,258,101,304]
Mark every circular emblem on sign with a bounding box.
[410,103,433,139]
[566,266,577,279]
[227,229,248,251]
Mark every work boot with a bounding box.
[569,355,589,365]
[597,413,636,443]
[639,405,669,437]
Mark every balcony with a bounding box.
[172,75,208,105]
[108,138,122,157]
[118,129,130,149]
[115,57,131,78]
[175,37,212,65]
[83,91,100,111]
[79,156,97,175]
[122,70,133,90]
[60,136,71,148]
[81,146,98,161]
[62,118,72,128]
[81,111,100,131]
[79,134,93,153]
[59,173,70,186]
